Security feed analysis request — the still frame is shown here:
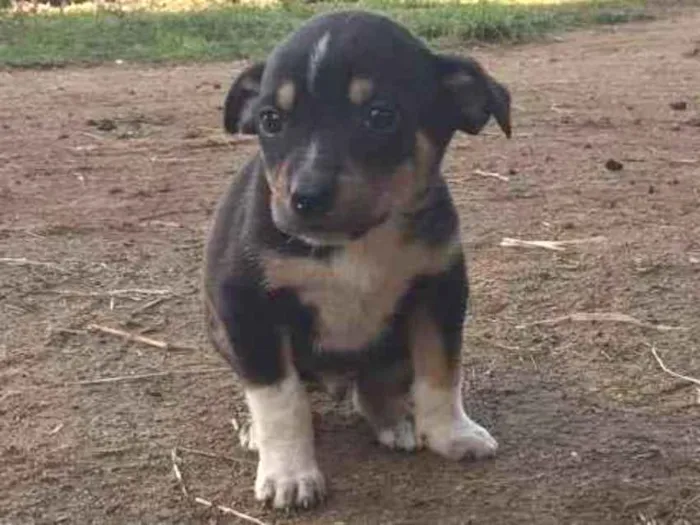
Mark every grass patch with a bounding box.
[0,0,653,68]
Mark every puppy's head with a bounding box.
[223,10,511,245]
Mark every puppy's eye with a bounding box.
[364,106,399,133]
[259,108,283,136]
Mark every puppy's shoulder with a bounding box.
[404,176,460,249]
[204,153,266,291]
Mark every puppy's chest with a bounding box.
[301,252,404,350]
[263,230,454,351]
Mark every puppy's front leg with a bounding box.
[246,367,325,509]
[410,258,498,461]
[205,288,324,509]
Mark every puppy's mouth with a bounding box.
[272,210,390,247]
[347,212,390,239]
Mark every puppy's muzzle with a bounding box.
[290,176,335,219]
[287,149,339,220]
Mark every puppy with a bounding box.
[203,10,511,510]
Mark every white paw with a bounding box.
[420,419,498,461]
[255,458,326,509]
[244,373,323,509]
[377,417,419,452]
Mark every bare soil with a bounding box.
[1,11,700,525]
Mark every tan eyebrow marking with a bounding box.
[275,81,296,111]
[348,77,374,106]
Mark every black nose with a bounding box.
[290,185,334,218]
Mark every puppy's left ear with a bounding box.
[223,61,265,135]
[437,54,512,138]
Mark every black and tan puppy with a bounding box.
[203,10,511,510]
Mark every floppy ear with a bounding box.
[436,54,512,138]
[223,61,265,135]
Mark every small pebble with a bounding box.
[605,159,623,171]
[670,101,688,111]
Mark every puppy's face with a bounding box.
[223,11,511,245]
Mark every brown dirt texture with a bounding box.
[1,10,700,525]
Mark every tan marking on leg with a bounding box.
[348,77,374,105]
[409,310,498,461]
[410,309,456,390]
[275,81,296,112]
[353,384,417,451]
[351,361,417,451]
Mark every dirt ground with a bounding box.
[1,9,700,525]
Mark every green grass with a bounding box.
[0,0,653,68]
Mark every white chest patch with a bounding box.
[263,224,459,351]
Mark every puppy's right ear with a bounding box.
[223,61,265,135]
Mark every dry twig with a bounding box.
[79,131,106,142]
[194,498,269,525]
[170,447,268,525]
[87,323,194,351]
[138,208,206,222]
[140,220,184,229]
[130,297,167,315]
[0,257,65,271]
[650,346,700,387]
[472,169,510,182]
[517,312,686,332]
[72,367,229,386]
[467,334,520,351]
[666,158,699,166]
[48,423,64,435]
[500,236,606,252]
[171,448,189,497]
[54,288,173,298]
[72,144,98,152]
[0,390,21,404]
